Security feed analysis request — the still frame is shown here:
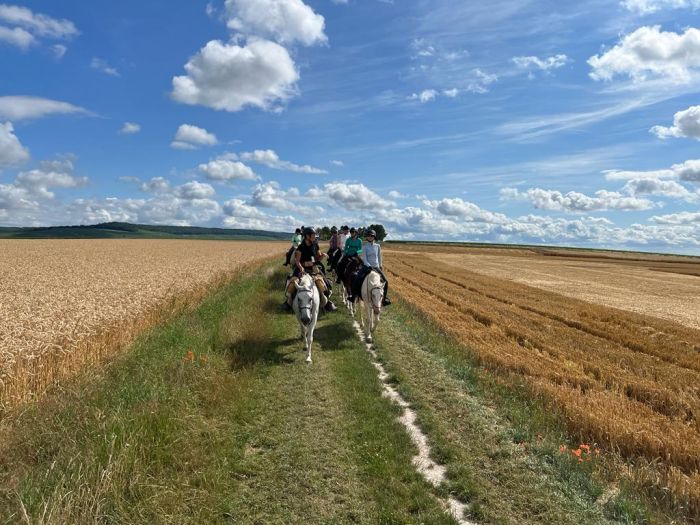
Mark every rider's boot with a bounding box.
[383,297,392,306]
[281,296,292,311]
[325,300,337,312]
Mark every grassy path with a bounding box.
[0,264,664,524]
[373,298,662,524]
[0,266,450,524]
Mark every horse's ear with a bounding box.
[295,280,302,290]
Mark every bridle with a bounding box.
[365,271,384,310]
[295,280,315,313]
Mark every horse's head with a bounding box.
[367,271,384,316]
[295,274,315,325]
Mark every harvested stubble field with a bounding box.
[0,239,281,411]
[384,244,700,518]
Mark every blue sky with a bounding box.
[1,0,700,253]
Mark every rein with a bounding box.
[295,284,315,312]
[364,272,384,308]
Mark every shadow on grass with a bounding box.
[265,268,290,292]
[227,333,296,369]
[314,318,358,352]
[261,295,286,314]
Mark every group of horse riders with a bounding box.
[282,225,391,313]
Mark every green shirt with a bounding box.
[343,237,363,257]
[291,233,302,248]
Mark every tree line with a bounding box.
[314,224,387,241]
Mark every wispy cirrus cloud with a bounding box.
[0,96,90,121]
[0,4,77,51]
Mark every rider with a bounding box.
[329,226,339,253]
[335,227,363,284]
[328,226,341,269]
[283,227,303,266]
[351,229,391,305]
[284,227,338,312]
[338,225,350,254]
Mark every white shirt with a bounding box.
[339,233,349,253]
[361,241,382,268]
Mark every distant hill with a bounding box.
[0,222,291,241]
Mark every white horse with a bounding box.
[359,269,384,343]
[292,273,319,364]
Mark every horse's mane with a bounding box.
[298,272,314,288]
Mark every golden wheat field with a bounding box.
[384,244,700,516]
[0,239,281,411]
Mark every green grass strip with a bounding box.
[0,266,453,524]
[373,297,664,525]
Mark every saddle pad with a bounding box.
[286,277,298,294]
[313,274,327,293]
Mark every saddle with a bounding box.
[286,266,330,297]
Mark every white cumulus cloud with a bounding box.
[225,0,327,46]
[310,182,394,211]
[501,187,655,212]
[512,54,569,71]
[0,156,86,225]
[622,178,698,201]
[588,26,700,83]
[409,89,438,103]
[650,105,700,139]
[171,39,299,113]
[198,155,258,181]
[171,124,218,150]
[223,198,267,219]
[651,211,700,224]
[251,180,301,211]
[174,181,216,200]
[424,197,509,223]
[604,159,700,183]
[0,121,30,169]
[240,149,327,174]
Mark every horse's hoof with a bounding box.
[306,357,312,364]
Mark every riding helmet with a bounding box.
[366,229,376,237]
[303,227,317,236]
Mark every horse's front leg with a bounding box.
[305,322,314,364]
[371,309,380,335]
[365,303,373,343]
